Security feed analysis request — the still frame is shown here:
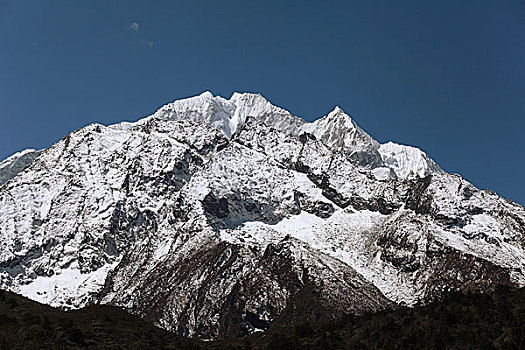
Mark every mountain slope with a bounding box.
[0,91,524,339]
[0,148,42,185]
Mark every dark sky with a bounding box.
[1,1,524,204]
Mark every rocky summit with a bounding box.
[0,91,524,340]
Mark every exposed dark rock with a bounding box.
[434,213,468,228]
[295,191,335,218]
[244,202,256,212]
[202,192,230,219]
[424,239,514,298]
[245,311,270,331]
[403,175,433,214]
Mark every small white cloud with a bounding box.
[127,22,153,47]
[128,22,140,32]
[140,40,154,48]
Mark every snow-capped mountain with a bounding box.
[0,91,524,339]
[0,148,42,185]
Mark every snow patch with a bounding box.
[18,260,119,309]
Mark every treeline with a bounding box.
[0,286,523,349]
[0,289,199,350]
[223,286,524,350]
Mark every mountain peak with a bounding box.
[199,90,214,98]
[300,105,382,166]
[327,106,359,128]
[330,105,345,114]
[150,91,295,138]
[230,91,265,101]
[109,92,443,177]
[377,141,442,178]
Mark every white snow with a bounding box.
[378,141,442,178]
[18,260,120,308]
[151,91,301,139]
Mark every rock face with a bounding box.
[0,91,524,340]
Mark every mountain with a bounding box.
[0,91,524,340]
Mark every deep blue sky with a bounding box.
[1,1,524,204]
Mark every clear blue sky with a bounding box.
[1,1,524,204]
